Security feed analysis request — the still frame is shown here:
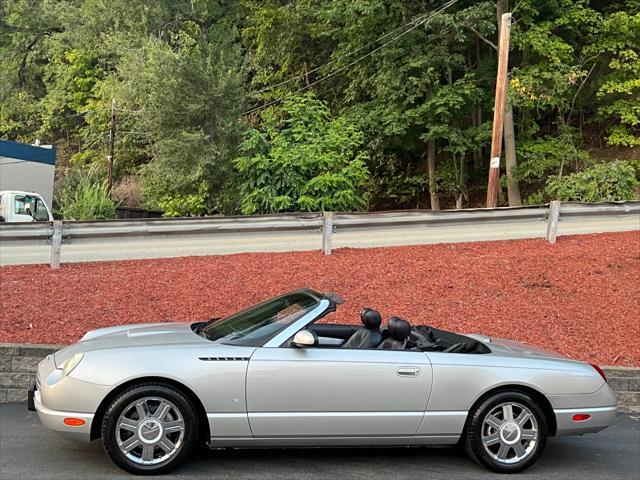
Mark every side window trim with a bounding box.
[264,300,331,348]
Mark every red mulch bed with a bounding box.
[1,231,639,366]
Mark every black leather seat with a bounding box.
[341,308,383,349]
[377,317,411,350]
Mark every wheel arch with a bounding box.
[463,384,557,437]
[90,376,210,443]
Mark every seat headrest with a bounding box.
[387,316,411,340]
[360,308,382,329]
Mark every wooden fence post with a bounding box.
[546,200,561,244]
[50,220,62,269]
[322,211,334,255]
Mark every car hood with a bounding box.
[467,334,574,361]
[54,322,207,367]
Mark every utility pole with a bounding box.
[498,0,522,206]
[486,12,511,208]
[107,99,116,194]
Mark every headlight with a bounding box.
[62,353,84,376]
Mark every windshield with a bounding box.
[199,291,320,346]
[14,195,49,221]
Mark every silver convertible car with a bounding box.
[29,289,617,475]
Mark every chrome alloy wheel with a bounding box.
[481,402,539,465]
[115,396,185,465]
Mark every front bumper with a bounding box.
[30,353,108,443]
[32,389,94,442]
[27,383,36,411]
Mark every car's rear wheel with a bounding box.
[101,383,199,475]
[464,391,547,473]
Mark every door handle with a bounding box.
[397,367,420,377]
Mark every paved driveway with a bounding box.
[1,404,638,479]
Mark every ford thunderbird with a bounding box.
[29,289,617,474]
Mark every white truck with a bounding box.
[0,139,57,222]
[0,190,54,222]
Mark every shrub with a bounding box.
[545,160,638,202]
[58,179,117,220]
[524,191,545,205]
[158,182,208,217]
[56,165,117,220]
[235,93,370,214]
[515,130,590,186]
[111,176,143,207]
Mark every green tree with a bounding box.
[590,9,640,147]
[1,0,245,214]
[2,0,638,213]
[546,160,638,202]
[235,94,370,214]
[112,25,245,214]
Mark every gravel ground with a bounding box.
[1,231,638,365]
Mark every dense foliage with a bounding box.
[56,165,117,220]
[546,160,638,202]
[236,94,370,214]
[1,0,638,218]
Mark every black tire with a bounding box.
[464,391,548,473]
[101,382,200,475]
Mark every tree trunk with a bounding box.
[427,140,439,210]
[497,0,522,206]
[469,46,479,171]
[457,154,465,209]
[474,38,483,170]
[303,61,311,87]
[476,106,483,169]
[472,110,478,169]
[503,104,521,205]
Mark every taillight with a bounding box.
[590,363,607,382]
[572,413,591,422]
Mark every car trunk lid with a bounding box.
[466,334,573,361]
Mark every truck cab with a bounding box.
[0,190,54,222]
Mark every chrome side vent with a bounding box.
[198,357,250,362]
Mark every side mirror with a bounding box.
[291,329,318,348]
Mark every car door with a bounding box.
[246,346,433,437]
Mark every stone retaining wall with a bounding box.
[0,344,60,402]
[603,366,640,414]
[1,343,638,412]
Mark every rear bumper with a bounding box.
[554,405,617,436]
[33,389,94,442]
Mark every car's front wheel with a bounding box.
[464,391,548,473]
[101,382,199,475]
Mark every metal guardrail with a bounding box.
[0,201,638,267]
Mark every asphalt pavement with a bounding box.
[1,403,638,480]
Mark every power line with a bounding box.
[244,0,460,116]
[254,9,438,95]
[511,0,556,26]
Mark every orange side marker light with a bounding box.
[63,418,86,426]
